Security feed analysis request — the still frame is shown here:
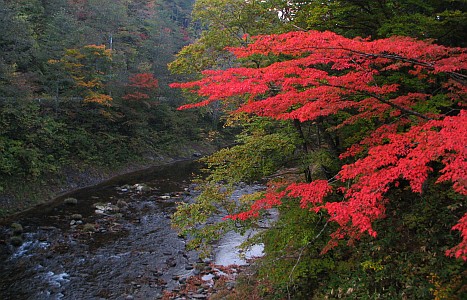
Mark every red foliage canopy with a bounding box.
[170,31,467,260]
[123,73,158,101]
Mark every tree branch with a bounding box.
[320,82,434,120]
[365,92,434,120]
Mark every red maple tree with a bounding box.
[170,31,467,260]
[123,73,159,101]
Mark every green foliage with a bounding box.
[0,0,209,204]
[294,0,466,46]
[172,117,301,255]
[0,95,209,197]
[204,128,298,184]
[172,181,238,257]
[307,181,467,299]
[254,201,333,298]
[168,0,288,76]
[0,101,64,178]
[246,180,466,300]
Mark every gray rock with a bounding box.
[226,281,236,290]
[82,223,96,232]
[134,183,150,193]
[168,261,177,268]
[71,214,83,220]
[10,236,23,247]
[116,200,128,208]
[64,197,78,205]
[10,223,23,235]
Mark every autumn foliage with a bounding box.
[171,31,467,260]
[123,73,159,101]
[51,44,113,105]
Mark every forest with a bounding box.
[1,0,467,299]
[0,0,218,214]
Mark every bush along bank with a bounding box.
[0,136,221,220]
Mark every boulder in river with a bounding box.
[10,222,23,235]
[82,223,96,232]
[10,235,23,246]
[133,183,150,193]
[116,184,131,192]
[71,214,83,221]
[93,202,119,214]
[64,197,78,205]
[116,200,128,208]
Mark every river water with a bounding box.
[0,160,208,300]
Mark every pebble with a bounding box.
[117,200,128,208]
[226,281,236,290]
[39,226,57,230]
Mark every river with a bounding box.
[0,160,268,300]
[0,160,209,299]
